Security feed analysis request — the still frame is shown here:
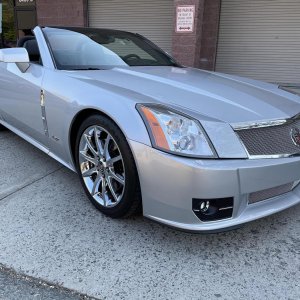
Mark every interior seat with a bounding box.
[17,36,41,64]
[23,40,41,63]
[17,36,35,47]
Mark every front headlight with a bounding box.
[137,104,216,158]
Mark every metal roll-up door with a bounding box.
[88,0,173,54]
[216,0,300,84]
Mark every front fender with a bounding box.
[42,69,153,169]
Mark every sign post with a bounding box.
[176,5,195,33]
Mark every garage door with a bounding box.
[88,0,173,54]
[216,0,300,84]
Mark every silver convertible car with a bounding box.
[1,26,300,232]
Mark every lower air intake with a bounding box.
[249,182,294,204]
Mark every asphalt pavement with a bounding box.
[0,130,299,300]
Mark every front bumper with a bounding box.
[129,140,300,232]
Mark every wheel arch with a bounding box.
[69,107,144,215]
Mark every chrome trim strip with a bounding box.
[248,153,300,160]
[233,119,287,131]
[232,112,300,131]
[40,89,49,137]
[219,206,234,211]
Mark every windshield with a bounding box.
[42,27,179,70]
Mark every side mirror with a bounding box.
[0,48,29,63]
[0,48,30,72]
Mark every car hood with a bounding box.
[66,66,300,124]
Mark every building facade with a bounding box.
[14,0,300,86]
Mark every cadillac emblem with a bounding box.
[291,127,300,146]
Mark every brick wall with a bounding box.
[36,0,87,27]
[172,0,221,70]
[172,0,204,67]
[199,0,221,70]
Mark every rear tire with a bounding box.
[75,114,142,218]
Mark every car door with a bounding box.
[0,45,48,147]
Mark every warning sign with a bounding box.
[176,5,195,33]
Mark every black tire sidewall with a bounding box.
[0,124,7,131]
[75,114,141,218]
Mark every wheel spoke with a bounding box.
[103,134,111,160]
[92,174,102,195]
[107,155,122,167]
[84,134,98,158]
[106,177,119,202]
[80,151,97,165]
[100,177,108,206]
[94,127,104,156]
[108,169,125,185]
[82,166,97,178]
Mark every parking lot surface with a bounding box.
[0,130,299,300]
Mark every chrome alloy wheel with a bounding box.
[78,126,126,208]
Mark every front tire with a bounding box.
[75,114,142,218]
[0,124,7,131]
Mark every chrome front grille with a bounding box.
[249,182,294,204]
[235,118,300,157]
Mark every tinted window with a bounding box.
[43,27,179,70]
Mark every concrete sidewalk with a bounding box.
[0,264,95,300]
[0,131,299,300]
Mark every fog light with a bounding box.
[200,200,210,213]
[192,198,234,222]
